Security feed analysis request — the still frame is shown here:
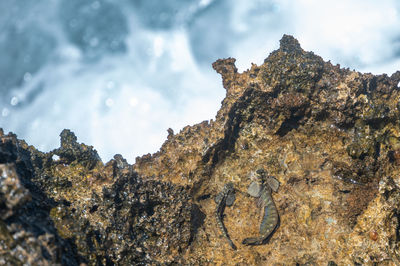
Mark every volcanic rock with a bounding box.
[1,35,400,264]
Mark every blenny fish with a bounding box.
[242,169,280,245]
[215,182,237,250]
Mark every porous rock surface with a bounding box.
[1,35,400,265]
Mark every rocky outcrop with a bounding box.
[1,35,400,264]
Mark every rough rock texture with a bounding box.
[0,129,192,265]
[0,131,78,265]
[1,35,400,264]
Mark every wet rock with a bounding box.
[52,129,101,169]
[0,131,78,265]
[1,128,192,264]
[2,35,400,264]
[135,35,400,264]
[0,163,31,220]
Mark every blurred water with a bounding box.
[0,0,399,163]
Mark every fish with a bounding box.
[215,182,237,250]
[242,174,279,245]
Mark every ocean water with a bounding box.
[0,0,399,163]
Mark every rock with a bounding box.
[0,130,78,265]
[135,35,400,264]
[1,35,400,264]
[0,163,31,220]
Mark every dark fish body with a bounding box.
[242,186,279,245]
[215,182,237,250]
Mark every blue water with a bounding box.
[1,0,399,163]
